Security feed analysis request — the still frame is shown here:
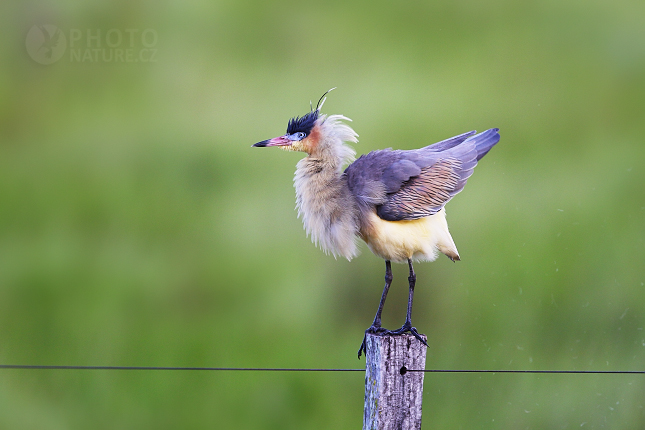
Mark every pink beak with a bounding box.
[252,135,292,147]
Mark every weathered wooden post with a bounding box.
[363,333,427,430]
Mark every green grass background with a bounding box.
[1,0,644,428]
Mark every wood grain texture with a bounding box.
[363,333,427,430]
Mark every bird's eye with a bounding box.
[289,132,306,141]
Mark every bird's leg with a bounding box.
[403,258,417,330]
[389,259,428,348]
[370,260,393,330]
[358,260,392,359]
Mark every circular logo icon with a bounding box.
[26,25,67,65]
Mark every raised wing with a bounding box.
[345,128,500,221]
[421,130,477,153]
[376,159,462,220]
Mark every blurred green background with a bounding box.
[1,0,644,428]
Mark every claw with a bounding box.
[408,327,428,347]
[358,325,388,359]
[388,323,428,347]
[358,336,367,359]
[358,326,428,359]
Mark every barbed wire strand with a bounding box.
[1,364,644,374]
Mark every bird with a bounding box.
[253,89,500,358]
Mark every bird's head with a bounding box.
[253,109,320,153]
[253,89,358,161]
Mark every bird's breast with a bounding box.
[294,159,359,260]
[359,208,459,263]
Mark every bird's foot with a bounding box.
[357,325,387,359]
[387,323,429,348]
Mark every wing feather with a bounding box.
[377,159,462,220]
[345,129,500,222]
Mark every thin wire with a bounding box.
[405,369,645,374]
[1,364,644,374]
[0,365,363,372]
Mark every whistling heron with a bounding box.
[253,90,500,358]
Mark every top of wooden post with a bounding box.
[363,333,427,430]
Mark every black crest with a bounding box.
[285,88,336,135]
[286,111,318,135]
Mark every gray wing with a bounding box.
[345,128,500,221]
[420,130,477,152]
